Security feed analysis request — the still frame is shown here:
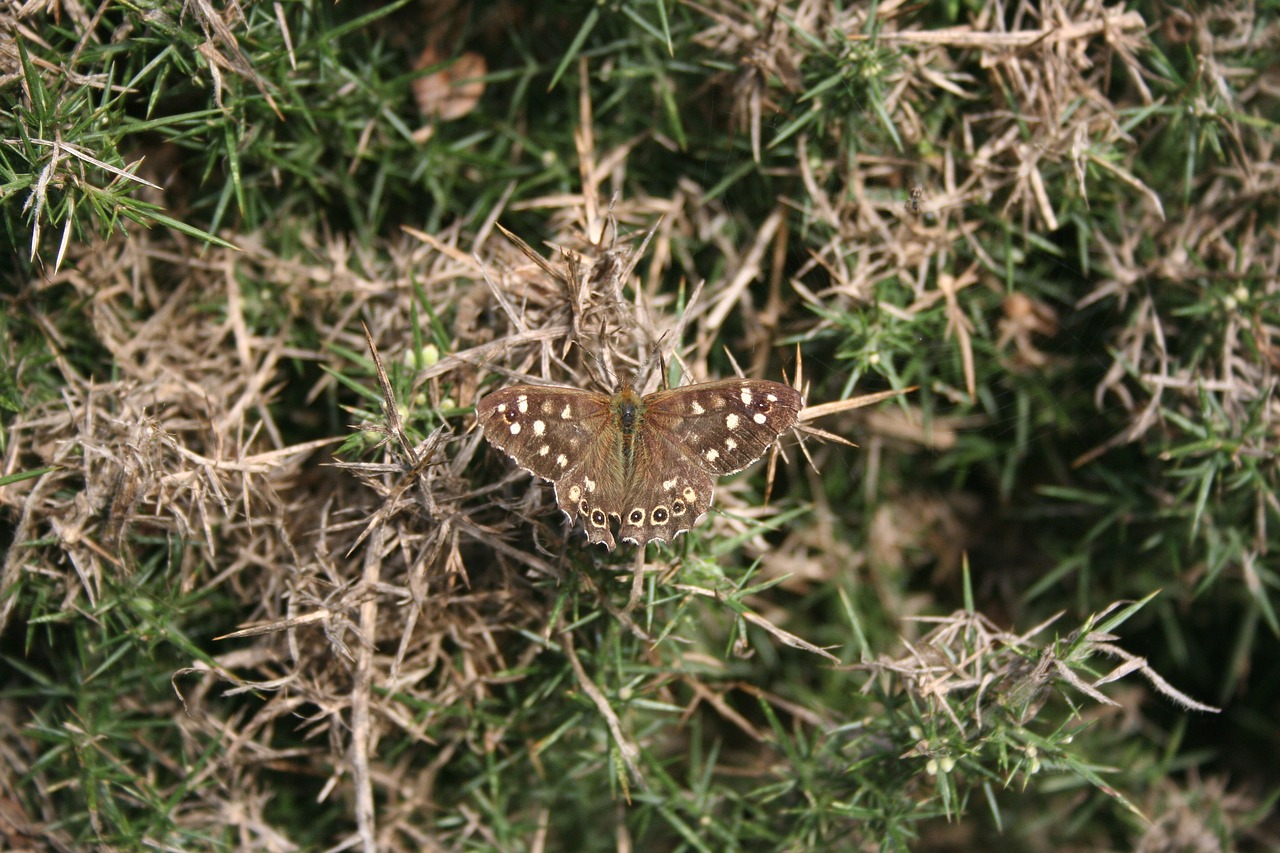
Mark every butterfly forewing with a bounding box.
[641,379,803,475]
[475,385,612,481]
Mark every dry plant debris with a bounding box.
[0,145,847,844]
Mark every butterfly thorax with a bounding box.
[611,383,644,470]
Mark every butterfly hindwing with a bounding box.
[551,419,630,550]
[616,432,716,546]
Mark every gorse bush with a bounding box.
[1,0,1275,849]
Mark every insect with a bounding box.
[476,378,803,549]
[906,183,924,216]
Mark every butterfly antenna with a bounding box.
[634,340,668,390]
[577,340,616,392]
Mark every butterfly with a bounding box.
[476,378,802,549]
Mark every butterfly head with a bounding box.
[611,382,644,434]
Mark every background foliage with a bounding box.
[2,0,1277,849]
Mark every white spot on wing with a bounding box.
[517,395,529,414]
[690,400,705,415]
[556,454,568,467]
[753,413,767,424]
[725,437,737,450]
[740,389,753,405]
[662,477,678,491]
[561,404,572,419]
[568,485,582,502]
[533,420,546,436]
[585,478,597,493]
[705,448,719,463]
[538,445,550,456]
[725,413,739,429]
[510,423,521,435]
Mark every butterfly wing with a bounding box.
[641,379,802,475]
[615,379,803,546]
[551,418,631,550]
[476,385,612,481]
[476,384,627,549]
[616,433,716,546]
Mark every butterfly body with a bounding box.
[613,384,642,468]
[476,379,802,549]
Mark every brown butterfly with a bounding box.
[476,378,803,549]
